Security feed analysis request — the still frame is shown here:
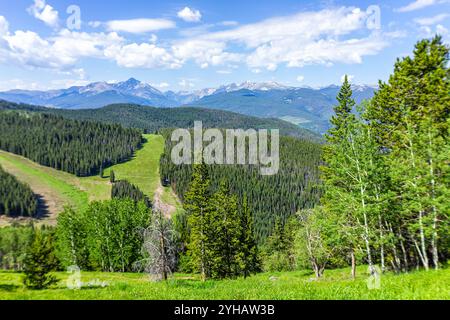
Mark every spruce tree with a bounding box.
[327,75,356,143]
[209,180,241,279]
[23,230,58,289]
[184,162,212,281]
[110,170,116,184]
[238,194,260,278]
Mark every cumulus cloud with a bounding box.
[296,75,305,82]
[106,18,175,33]
[177,7,202,22]
[157,82,169,89]
[1,28,124,70]
[173,7,388,70]
[27,0,59,28]
[105,42,182,69]
[419,23,449,38]
[217,70,232,74]
[414,14,449,26]
[179,79,195,88]
[88,21,102,28]
[172,38,242,68]
[396,0,447,12]
[220,21,239,27]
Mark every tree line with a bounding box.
[0,165,38,217]
[0,112,143,176]
[0,101,320,141]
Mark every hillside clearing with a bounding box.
[104,134,181,216]
[0,134,181,226]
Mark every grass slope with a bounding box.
[103,134,181,214]
[104,134,162,198]
[0,266,448,300]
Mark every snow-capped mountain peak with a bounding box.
[217,81,290,93]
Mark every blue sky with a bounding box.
[0,0,449,91]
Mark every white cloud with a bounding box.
[296,75,305,82]
[27,0,59,28]
[341,74,355,83]
[177,7,202,22]
[414,14,449,26]
[220,21,239,27]
[173,7,388,70]
[49,78,90,89]
[217,70,232,74]
[396,0,446,12]
[1,28,124,70]
[157,82,169,89]
[104,43,182,69]
[88,21,102,28]
[106,19,175,33]
[172,38,242,67]
[419,23,450,38]
[149,34,158,43]
[436,24,449,35]
[179,79,195,88]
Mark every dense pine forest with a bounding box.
[0,112,142,176]
[160,133,323,241]
[0,165,38,217]
[0,101,320,141]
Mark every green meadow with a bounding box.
[0,266,448,300]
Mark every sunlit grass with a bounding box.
[0,266,448,300]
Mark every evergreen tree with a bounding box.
[110,170,116,184]
[237,194,260,278]
[261,218,296,272]
[209,180,241,279]
[23,230,58,289]
[184,162,212,281]
[327,75,356,142]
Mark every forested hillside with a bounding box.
[160,132,322,241]
[0,165,37,217]
[0,112,142,176]
[0,101,321,141]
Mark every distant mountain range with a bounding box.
[0,78,377,133]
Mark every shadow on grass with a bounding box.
[0,284,20,292]
[167,279,216,290]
